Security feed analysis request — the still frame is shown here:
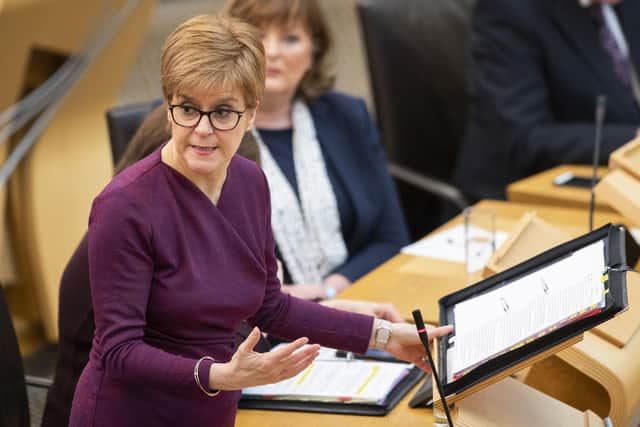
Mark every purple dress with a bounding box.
[69,149,373,427]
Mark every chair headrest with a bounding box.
[105,99,163,166]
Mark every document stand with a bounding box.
[597,136,640,221]
[594,169,640,221]
[430,223,634,426]
[482,211,569,277]
[524,274,640,427]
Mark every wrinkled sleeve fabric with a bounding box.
[471,0,636,179]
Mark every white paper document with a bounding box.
[242,346,412,403]
[401,224,508,272]
[447,240,606,381]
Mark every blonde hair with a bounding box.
[160,14,265,108]
[224,0,334,101]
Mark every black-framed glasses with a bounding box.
[168,104,246,131]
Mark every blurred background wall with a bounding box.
[118,0,372,107]
[0,0,371,351]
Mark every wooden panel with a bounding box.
[594,169,640,222]
[507,164,613,212]
[484,212,570,276]
[456,377,605,427]
[525,355,610,418]
[237,380,434,426]
[609,136,640,180]
[1,0,157,341]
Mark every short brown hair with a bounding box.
[224,0,335,101]
[160,14,265,108]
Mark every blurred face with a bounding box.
[166,84,255,184]
[261,22,314,102]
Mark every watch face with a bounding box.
[376,327,390,345]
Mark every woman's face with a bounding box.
[261,22,314,102]
[166,84,254,183]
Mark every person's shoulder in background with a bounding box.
[311,90,370,121]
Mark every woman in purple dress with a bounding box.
[69,14,451,427]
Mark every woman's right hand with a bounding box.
[209,327,320,390]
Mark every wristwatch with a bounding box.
[373,319,393,349]
[323,284,337,299]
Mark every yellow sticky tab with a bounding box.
[600,274,608,283]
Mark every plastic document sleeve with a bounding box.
[238,346,424,416]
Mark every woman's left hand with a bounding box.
[320,299,405,322]
[383,323,454,372]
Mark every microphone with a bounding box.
[589,95,606,231]
[412,309,454,427]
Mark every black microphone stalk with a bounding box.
[589,95,606,231]
[412,309,454,427]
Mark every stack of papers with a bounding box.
[242,347,413,404]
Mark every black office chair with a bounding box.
[105,99,163,165]
[357,0,473,239]
[0,288,51,427]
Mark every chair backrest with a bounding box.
[357,0,474,237]
[0,288,30,427]
[105,99,163,166]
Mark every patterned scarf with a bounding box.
[253,100,348,284]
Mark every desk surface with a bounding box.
[236,199,635,427]
[237,390,433,426]
[507,165,613,212]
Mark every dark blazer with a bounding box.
[307,91,409,281]
[454,0,640,200]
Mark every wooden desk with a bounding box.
[507,165,614,212]
[237,389,434,426]
[238,200,638,427]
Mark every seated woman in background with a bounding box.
[225,0,409,301]
[65,14,449,426]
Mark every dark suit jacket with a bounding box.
[454,0,640,200]
[306,92,409,281]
